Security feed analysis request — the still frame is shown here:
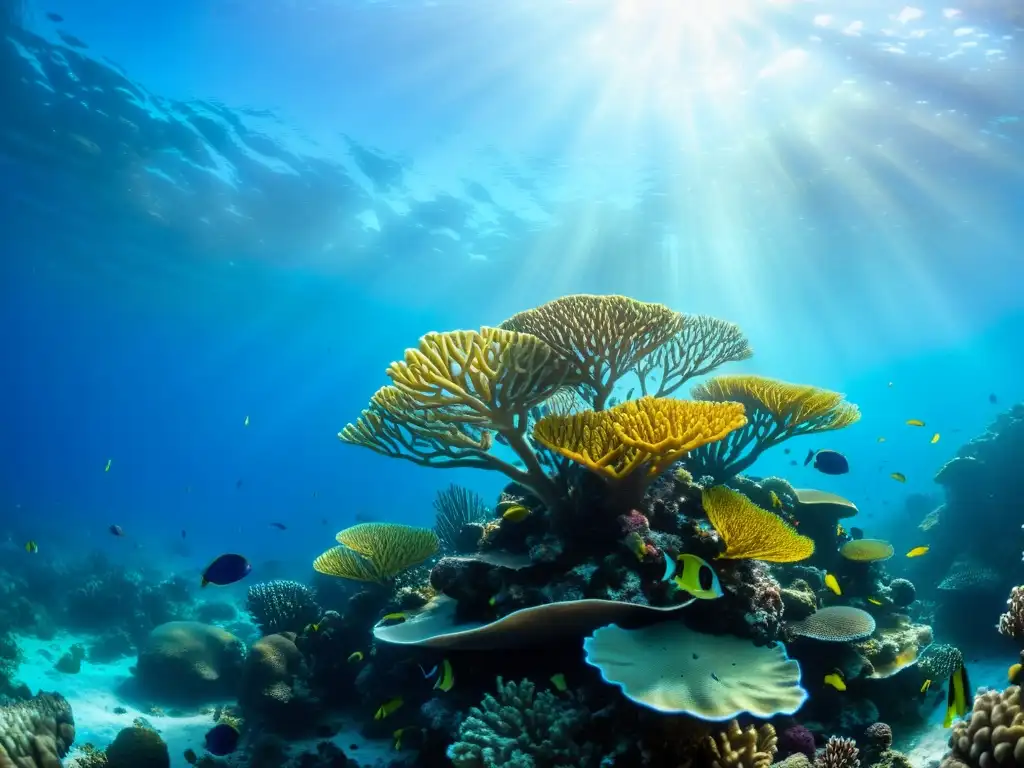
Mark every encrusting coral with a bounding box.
[999,586,1024,639]
[941,684,1024,768]
[313,522,438,584]
[705,719,777,768]
[686,374,860,480]
[446,676,596,767]
[701,486,814,563]
[0,693,75,767]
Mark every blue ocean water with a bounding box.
[2,0,1024,766]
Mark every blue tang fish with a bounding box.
[204,722,240,755]
[201,554,251,587]
[805,449,849,475]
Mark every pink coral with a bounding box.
[998,585,1024,639]
[618,510,651,536]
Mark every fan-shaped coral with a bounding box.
[533,397,746,503]
[499,294,684,410]
[687,375,860,480]
[787,607,876,642]
[314,522,438,584]
[582,621,807,720]
[338,327,576,510]
[706,720,777,768]
[433,484,490,553]
[839,539,894,563]
[702,486,814,563]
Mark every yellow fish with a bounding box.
[104,459,112,472]
[501,505,531,523]
[931,432,940,444]
[380,612,407,624]
[1009,664,1023,685]
[877,436,886,443]
[244,415,250,427]
[867,597,884,606]
[374,696,403,720]
[434,658,454,692]
[347,651,364,663]
[921,679,932,695]
[24,541,38,553]
[824,573,842,596]
[550,673,568,692]
[944,665,973,727]
[625,532,646,562]
[836,523,846,537]
[906,546,930,558]
[769,490,782,509]
[906,419,925,427]
[393,727,417,751]
[891,472,907,483]
[309,622,321,633]
[488,596,497,607]
[824,670,846,691]
[668,553,724,600]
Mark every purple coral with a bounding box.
[779,724,816,759]
[999,586,1024,639]
[815,736,860,768]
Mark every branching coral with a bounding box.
[533,397,746,508]
[816,736,860,768]
[706,720,777,768]
[446,676,596,767]
[636,314,753,399]
[702,486,814,563]
[433,484,491,553]
[0,693,75,767]
[313,522,438,584]
[246,581,321,635]
[499,294,683,411]
[999,586,1024,639]
[687,375,860,480]
[338,327,576,510]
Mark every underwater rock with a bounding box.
[105,724,170,768]
[54,644,85,674]
[0,692,75,767]
[240,632,316,734]
[428,557,498,607]
[133,621,245,704]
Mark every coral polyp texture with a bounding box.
[701,486,815,562]
[246,580,321,635]
[0,693,74,768]
[941,684,1024,767]
[313,522,439,584]
[999,586,1024,639]
[705,720,777,768]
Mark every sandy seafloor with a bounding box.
[9,632,1016,768]
[13,633,409,768]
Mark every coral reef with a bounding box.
[133,621,246,703]
[941,684,1024,767]
[0,693,75,767]
[446,677,596,767]
[999,586,1024,639]
[240,632,316,733]
[816,736,860,768]
[246,580,322,636]
[105,724,170,768]
[706,720,777,768]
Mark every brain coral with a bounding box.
[240,632,313,733]
[941,684,1024,768]
[105,725,170,768]
[134,621,246,703]
[787,606,876,642]
[0,693,74,768]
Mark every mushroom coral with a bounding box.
[686,375,860,481]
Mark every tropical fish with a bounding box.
[550,673,568,692]
[931,433,941,444]
[393,726,417,751]
[806,449,849,475]
[419,664,437,679]
[379,612,407,625]
[849,527,864,540]
[920,678,932,696]
[244,415,250,427]
[769,490,782,509]
[109,525,124,537]
[375,696,404,720]
[877,437,886,443]
[1009,663,1022,685]
[502,505,532,523]
[201,554,252,587]
[204,723,240,756]
[824,669,847,691]
[891,472,907,483]
[824,573,842,596]
[347,651,364,663]
[866,597,884,606]
[269,522,287,530]
[625,532,647,562]
[906,546,930,558]
[665,553,724,600]
[306,622,321,633]
[943,664,973,728]
[906,419,925,427]
[104,459,112,472]
[434,658,454,692]
[836,524,846,537]
[24,541,38,553]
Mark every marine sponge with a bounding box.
[706,720,777,768]
[583,621,807,720]
[999,586,1024,639]
[0,693,75,768]
[688,374,860,480]
[314,522,439,584]
[941,684,1024,768]
[104,725,170,768]
[816,736,860,768]
[702,486,814,563]
[446,676,596,767]
[499,294,685,411]
[246,580,321,635]
[787,606,876,642]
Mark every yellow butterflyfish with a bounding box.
[668,553,724,601]
[824,670,846,691]
[433,658,454,692]
[824,573,842,596]
[501,505,531,523]
[943,665,972,728]
[906,546,929,558]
